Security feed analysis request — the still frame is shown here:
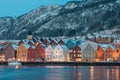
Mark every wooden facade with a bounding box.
[104,46,114,61]
[45,45,54,62]
[70,45,81,62]
[34,44,45,62]
[16,43,29,61]
[113,44,120,61]
[82,43,97,62]
[28,47,35,62]
[3,44,16,61]
[96,45,104,61]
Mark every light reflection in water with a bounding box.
[0,66,119,80]
[116,66,119,80]
[90,66,94,80]
[106,68,110,80]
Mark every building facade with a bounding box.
[70,45,81,62]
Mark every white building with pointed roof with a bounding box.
[45,45,54,62]
[80,41,98,62]
[45,44,70,62]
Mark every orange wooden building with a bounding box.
[113,44,120,61]
[96,45,104,61]
[104,46,114,61]
[16,43,30,62]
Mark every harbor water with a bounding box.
[0,66,119,80]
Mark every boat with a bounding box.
[8,61,22,66]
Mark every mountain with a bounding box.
[0,0,120,39]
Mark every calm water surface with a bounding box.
[0,66,119,80]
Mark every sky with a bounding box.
[0,0,80,17]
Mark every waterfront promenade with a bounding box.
[1,62,120,66]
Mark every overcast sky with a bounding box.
[0,0,80,17]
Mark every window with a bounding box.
[74,50,76,53]
[50,55,52,57]
[22,54,26,57]
[47,55,49,58]
[78,54,80,57]
[117,50,119,53]
[74,54,76,57]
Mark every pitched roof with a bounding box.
[24,44,30,49]
[80,41,98,51]
[100,44,115,50]
[60,45,68,50]
[12,44,18,50]
[100,44,109,50]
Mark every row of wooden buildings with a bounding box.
[0,37,120,62]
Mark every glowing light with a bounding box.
[15,65,20,69]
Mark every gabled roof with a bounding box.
[80,41,98,51]
[45,45,54,50]
[12,44,18,50]
[31,46,36,49]
[74,45,81,50]
[100,44,109,50]
[18,40,24,45]
[40,43,46,49]
[60,45,68,50]
[23,39,28,44]
[24,44,30,49]
[100,44,115,50]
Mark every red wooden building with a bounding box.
[34,44,45,62]
[27,46,35,62]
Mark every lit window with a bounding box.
[78,54,80,57]
[74,54,76,57]
[74,50,76,53]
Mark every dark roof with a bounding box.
[28,30,32,35]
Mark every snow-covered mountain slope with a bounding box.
[0,0,120,39]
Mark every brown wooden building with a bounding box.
[3,43,17,61]
[70,45,81,62]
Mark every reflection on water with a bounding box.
[0,66,119,80]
